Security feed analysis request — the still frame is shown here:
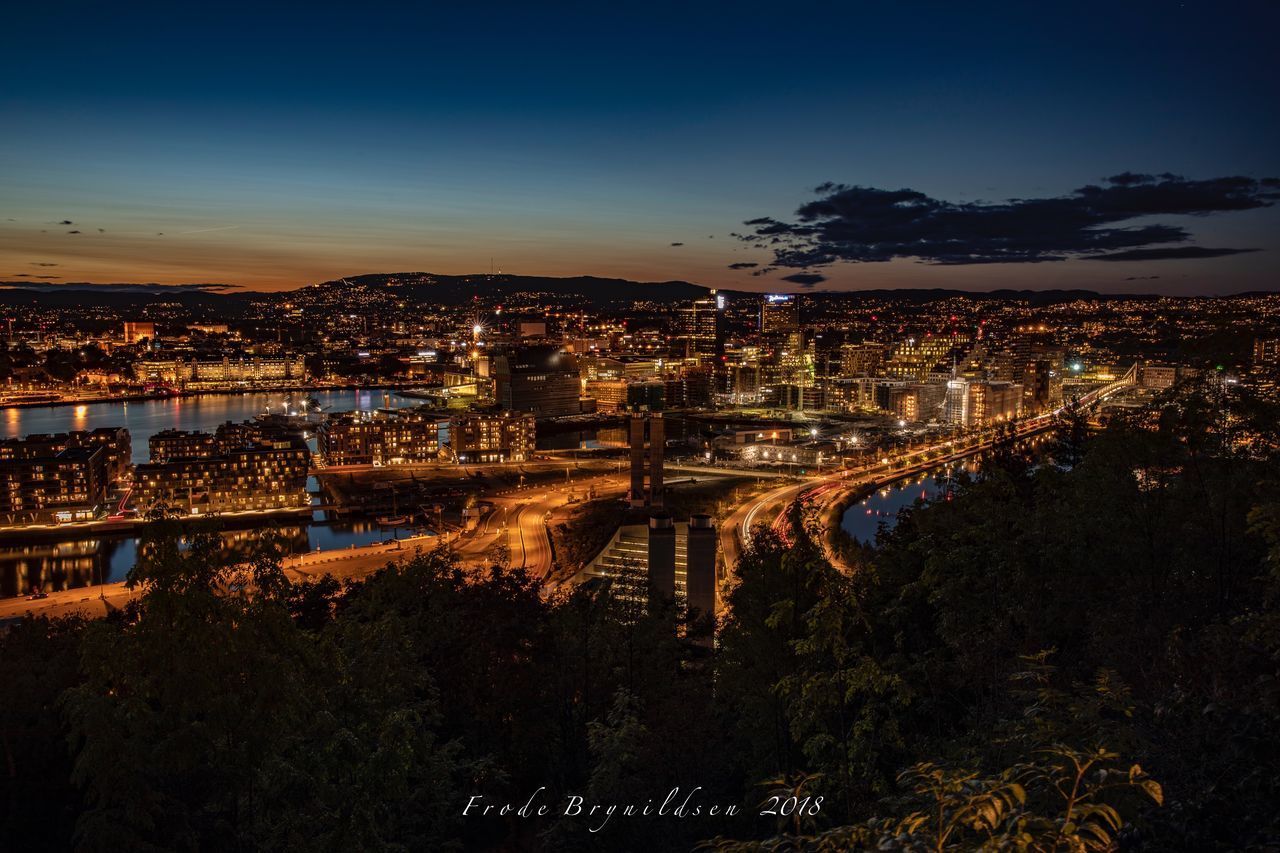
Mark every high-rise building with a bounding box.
[945,379,1023,426]
[839,342,886,377]
[760,294,799,335]
[492,346,580,418]
[628,412,665,509]
[884,335,964,382]
[679,293,723,356]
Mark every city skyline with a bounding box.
[3,1,1279,295]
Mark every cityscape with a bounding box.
[2,2,1279,851]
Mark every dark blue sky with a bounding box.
[2,1,1277,293]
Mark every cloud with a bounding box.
[780,272,827,287]
[31,262,58,267]
[59,220,73,225]
[670,241,684,246]
[727,262,759,269]
[67,230,81,234]
[737,173,1280,267]
[1085,246,1260,261]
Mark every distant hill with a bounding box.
[0,276,1228,315]
[314,272,710,305]
[802,287,1157,306]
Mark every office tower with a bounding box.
[492,345,580,418]
[647,513,677,607]
[760,294,799,334]
[680,292,723,357]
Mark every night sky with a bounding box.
[2,1,1277,294]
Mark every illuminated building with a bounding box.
[317,414,445,466]
[760,294,799,334]
[450,412,535,463]
[0,445,110,525]
[135,436,310,515]
[1,429,132,486]
[884,335,964,382]
[492,345,580,418]
[679,293,723,356]
[838,342,886,377]
[135,355,308,388]
[584,378,630,413]
[122,321,156,345]
[945,379,1024,426]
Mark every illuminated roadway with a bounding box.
[719,366,1139,577]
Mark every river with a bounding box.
[1,389,425,598]
[840,462,976,544]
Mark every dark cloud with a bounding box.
[67,230,81,234]
[670,242,684,246]
[738,173,1279,267]
[1125,275,1161,281]
[31,262,58,267]
[1085,246,1260,262]
[59,220,73,225]
[780,272,826,287]
[97,228,106,233]
[727,262,759,269]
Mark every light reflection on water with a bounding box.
[1,389,427,598]
[0,519,430,598]
[840,469,960,544]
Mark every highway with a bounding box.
[452,472,629,579]
[718,414,1080,576]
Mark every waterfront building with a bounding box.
[492,345,580,418]
[135,354,308,388]
[317,413,445,466]
[944,379,1024,426]
[450,411,535,463]
[1,428,132,486]
[583,378,629,413]
[0,445,110,525]
[134,436,310,515]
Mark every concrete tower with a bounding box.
[647,513,677,607]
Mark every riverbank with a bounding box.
[0,531,451,625]
[0,506,316,543]
[0,382,431,411]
